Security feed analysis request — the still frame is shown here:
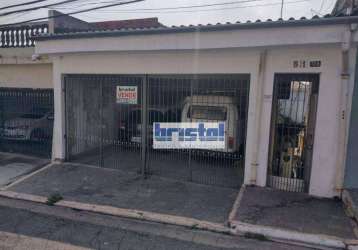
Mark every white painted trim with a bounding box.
[52,57,66,160]
[36,25,347,55]
[250,51,267,185]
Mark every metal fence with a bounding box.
[267,74,319,192]
[0,88,54,158]
[65,75,249,188]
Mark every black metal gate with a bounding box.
[65,74,249,188]
[267,74,319,192]
[0,88,54,158]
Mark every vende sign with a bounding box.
[116,86,137,104]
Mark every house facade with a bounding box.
[33,15,358,198]
[0,23,53,157]
[1,13,358,198]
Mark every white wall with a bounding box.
[0,47,52,89]
[51,44,346,198]
[36,25,346,54]
[259,46,343,197]
[0,64,53,89]
[51,49,261,182]
[0,47,35,59]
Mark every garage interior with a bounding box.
[65,74,249,188]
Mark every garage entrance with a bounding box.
[65,75,249,188]
[0,88,54,158]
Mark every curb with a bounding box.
[0,190,357,250]
[0,190,230,234]
[228,185,245,224]
[230,220,358,250]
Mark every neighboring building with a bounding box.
[0,22,52,89]
[47,10,164,33]
[0,13,164,158]
[331,2,358,190]
[2,11,358,198]
[345,57,358,189]
[90,17,164,30]
[331,0,358,16]
[0,22,53,157]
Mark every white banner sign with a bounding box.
[116,86,137,104]
[153,122,225,149]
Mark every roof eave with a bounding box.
[35,15,358,42]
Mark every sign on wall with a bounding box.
[293,59,322,69]
[153,122,225,149]
[116,86,137,104]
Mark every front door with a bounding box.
[267,74,319,192]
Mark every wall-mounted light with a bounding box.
[31,54,42,61]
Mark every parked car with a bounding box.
[131,109,166,144]
[181,95,240,153]
[0,112,54,141]
[118,108,166,143]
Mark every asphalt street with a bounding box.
[0,197,312,250]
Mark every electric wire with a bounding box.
[55,0,273,10]
[0,0,50,11]
[0,0,144,27]
[0,0,84,17]
[77,0,309,14]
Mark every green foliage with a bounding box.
[244,232,268,241]
[46,193,63,206]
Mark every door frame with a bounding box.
[267,73,320,192]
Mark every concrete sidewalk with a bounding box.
[4,162,358,249]
[0,152,49,187]
[232,186,357,240]
[7,163,238,224]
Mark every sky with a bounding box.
[0,0,336,26]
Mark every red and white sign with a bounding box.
[116,86,137,104]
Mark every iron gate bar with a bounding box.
[141,75,147,177]
[64,74,250,189]
[145,74,249,187]
[268,73,319,192]
[0,88,54,158]
[100,77,104,168]
[188,77,193,182]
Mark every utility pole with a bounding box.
[280,0,284,18]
